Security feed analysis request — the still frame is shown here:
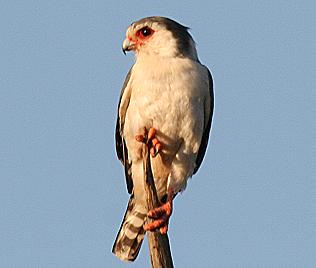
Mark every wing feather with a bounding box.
[115,67,133,193]
[193,68,214,174]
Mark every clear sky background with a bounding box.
[1,1,315,267]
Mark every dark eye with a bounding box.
[140,27,152,37]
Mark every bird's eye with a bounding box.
[138,27,153,38]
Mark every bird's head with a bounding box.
[122,16,198,60]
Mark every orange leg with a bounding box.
[144,189,174,234]
[135,127,162,157]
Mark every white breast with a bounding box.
[128,56,207,144]
[125,56,207,173]
[123,56,209,196]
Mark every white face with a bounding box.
[123,22,181,57]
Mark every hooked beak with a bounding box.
[122,38,136,55]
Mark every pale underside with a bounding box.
[120,55,211,209]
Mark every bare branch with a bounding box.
[142,144,174,268]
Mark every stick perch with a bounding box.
[142,144,174,268]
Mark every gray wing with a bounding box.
[115,67,133,194]
[193,68,214,174]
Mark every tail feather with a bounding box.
[112,196,147,262]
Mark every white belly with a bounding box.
[123,57,208,198]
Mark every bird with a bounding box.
[112,16,214,262]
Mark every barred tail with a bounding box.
[112,196,147,262]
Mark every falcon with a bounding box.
[113,16,214,262]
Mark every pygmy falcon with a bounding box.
[113,16,214,262]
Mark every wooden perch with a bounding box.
[142,144,174,268]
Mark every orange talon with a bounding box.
[135,127,162,157]
[155,143,162,151]
[148,202,172,218]
[147,127,156,140]
[150,147,157,157]
[159,225,168,235]
[144,199,173,233]
[135,134,145,143]
[152,137,159,147]
[144,218,166,231]
[152,138,162,155]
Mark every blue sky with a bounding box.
[1,1,315,267]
